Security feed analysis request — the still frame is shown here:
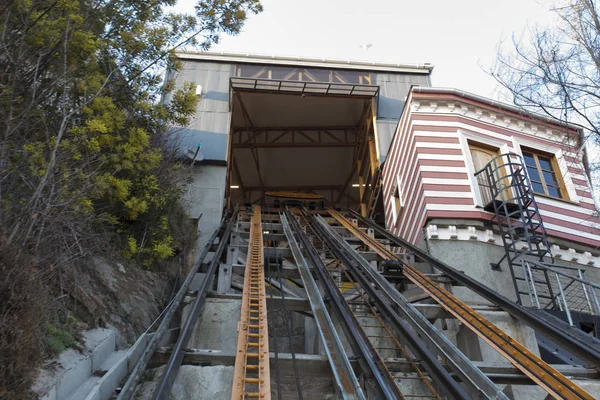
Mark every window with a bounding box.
[522,149,564,199]
[392,178,404,221]
[468,141,500,207]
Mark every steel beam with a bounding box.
[284,209,404,400]
[150,208,236,400]
[336,209,594,400]
[117,210,235,400]
[352,209,600,370]
[309,210,469,400]
[151,349,600,383]
[316,215,508,400]
[281,213,365,400]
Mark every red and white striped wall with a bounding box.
[381,88,600,254]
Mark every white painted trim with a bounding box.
[459,132,483,207]
[416,154,465,161]
[414,142,462,149]
[459,128,509,149]
[541,210,600,229]
[424,191,474,198]
[535,196,597,215]
[419,165,469,173]
[422,178,472,185]
[176,50,434,74]
[424,224,599,267]
[412,120,514,142]
[539,222,600,241]
[425,204,478,211]
[414,130,460,137]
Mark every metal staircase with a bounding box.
[475,153,600,363]
[474,153,552,285]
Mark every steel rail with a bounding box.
[306,210,467,400]
[117,208,235,400]
[349,209,600,369]
[315,215,510,400]
[266,256,283,400]
[280,212,365,400]
[331,209,593,400]
[284,209,404,400]
[338,267,441,400]
[231,205,271,399]
[151,208,237,400]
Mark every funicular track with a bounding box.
[286,208,468,399]
[231,205,271,399]
[324,208,594,400]
[116,205,598,400]
[348,209,600,369]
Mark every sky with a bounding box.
[175,0,557,100]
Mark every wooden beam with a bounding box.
[232,126,358,132]
[357,160,367,216]
[243,184,344,191]
[232,142,358,149]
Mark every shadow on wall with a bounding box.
[170,128,229,162]
[203,90,229,103]
[378,96,405,120]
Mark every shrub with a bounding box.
[0,244,47,400]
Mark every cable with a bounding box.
[266,223,283,400]
[275,254,304,400]
[270,209,304,400]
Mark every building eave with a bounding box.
[174,50,434,75]
[411,87,585,136]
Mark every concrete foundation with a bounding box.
[182,165,227,259]
[184,297,240,350]
[456,310,540,362]
[134,365,234,400]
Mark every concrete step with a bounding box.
[84,333,154,400]
[36,328,116,400]
[65,347,131,400]
[101,349,130,371]
[66,376,102,400]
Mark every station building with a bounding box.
[164,51,600,398]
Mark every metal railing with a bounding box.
[518,260,600,325]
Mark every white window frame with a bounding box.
[511,136,578,202]
[391,173,404,222]
[458,129,510,208]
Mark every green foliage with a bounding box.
[45,324,77,356]
[0,0,262,269]
[0,1,261,394]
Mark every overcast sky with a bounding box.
[175,0,556,100]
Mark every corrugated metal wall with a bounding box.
[167,60,431,164]
[375,73,430,162]
[166,61,234,162]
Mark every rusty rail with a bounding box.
[328,208,593,400]
[231,205,271,399]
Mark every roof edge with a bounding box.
[411,87,584,134]
[174,50,434,75]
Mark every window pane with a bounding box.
[543,171,558,186]
[532,182,544,193]
[538,156,552,171]
[547,185,561,198]
[527,166,541,182]
[523,153,536,167]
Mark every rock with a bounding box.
[63,256,171,346]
